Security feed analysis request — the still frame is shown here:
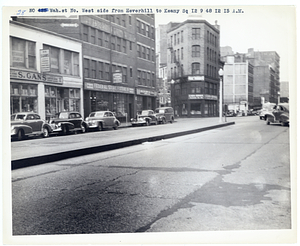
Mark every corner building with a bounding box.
[167,19,220,117]
[9,20,83,121]
[15,15,157,120]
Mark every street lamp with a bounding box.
[218,68,224,123]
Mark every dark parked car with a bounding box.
[131,110,158,126]
[265,103,289,126]
[11,112,52,140]
[225,110,237,117]
[85,111,120,131]
[49,111,87,135]
[154,107,175,124]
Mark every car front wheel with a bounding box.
[42,127,49,138]
[98,123,103,131]
[17,129,24,141]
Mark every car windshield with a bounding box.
[141,111,150,116]
[57,112,69,119]
[155,109,165,113]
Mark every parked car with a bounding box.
[131,110,158,126]
[85,111,120,131]
[265,103,289,126]
[154,107,175,124]
[11,112,52,140]
[225,110,237,117]
[49,111,87,135]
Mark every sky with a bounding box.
[154,5,296,82]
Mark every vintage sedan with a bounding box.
[265,103,289,126]
[85,111,120,131]
[49,111,88,135]
[11,112,52,140]
[131,110,158,126]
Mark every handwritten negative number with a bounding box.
[17,10,26,15]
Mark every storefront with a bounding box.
[84,81,135,121]
[10,69,83,121]
[171,76,219,117]
[10,21,83,121]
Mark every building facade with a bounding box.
[222,55,254,114]
[166,19,220,117]
[10,21,83,121]
[15,15,157,120]
[247,49,280,106]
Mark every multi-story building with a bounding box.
[14,15,157,120]
[222,55,254,114]
[166,19,221,117]
[247,49,280,106]
[221,47,280,110]
[10,20,83,121]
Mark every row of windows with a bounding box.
[137,44,155,61]
[207,30,218,46]
[174,82,218,96]
[84,59,129,82]
[11,37,80,76]
[137,70,155,87]
[98,14,127,27]
[136,19,155,39]
[82,24,132,54]
[170,63,218,78]
[170,46,218,63]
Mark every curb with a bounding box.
[11,121,235,170]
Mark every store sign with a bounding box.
[10,69,63,84]
[188,75,205,81]
[84,82,134,94]
[113,71,122,83]
[40,49,50,72]
[136,89,157,96]
[188,94,218,100]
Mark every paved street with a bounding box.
[10,116,293,243]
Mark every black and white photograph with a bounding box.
[2,2,298,245]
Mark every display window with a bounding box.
[10,83,38,114]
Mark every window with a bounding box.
[84,59,89,78]
[146,25,149,37]
[104,33,109,48]
[147,48,150,60]
[104,63,110,80]
[136,20,140,33]
[111,36,116,50]
[181,30,183,42]
[90,28,96,44]
[98,62,103,79]
[130,68,133,77]
[122,67,127,82]
[174,34,176,45]
[137,44,140,57]
[11,37,36,69]
[48,46,60,73]
[181,47,183,60]
[192,45,200,57]
[129,15,132,25]
[192,28,200,40]
[82,25,88,42]
[192,63,200,75]
[91,60,96,78]
[122,39,127,53]
[98,30,103,46]
[117,37,121,52]
[64,50,72,75]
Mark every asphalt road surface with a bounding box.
[10,117,292,243]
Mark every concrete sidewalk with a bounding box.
[11,118,235,170]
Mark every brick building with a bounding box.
[166,19,221,117]
[14,15,157,120]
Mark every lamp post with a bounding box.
[218,68,224,123]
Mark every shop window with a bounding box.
[191,103,201,115]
